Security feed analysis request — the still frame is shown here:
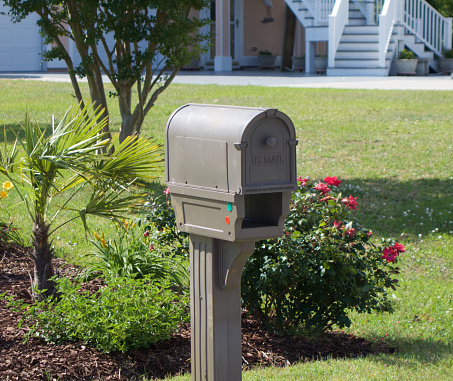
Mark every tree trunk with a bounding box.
[30,220,56,300]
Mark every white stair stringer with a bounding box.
[286,0,316,27]
[327,25,398,76]
[395,25,436,71]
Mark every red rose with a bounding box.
[297,176,308,187]
[382,246,398,263]
[393,242,406,252]
[314,182,331,194]
[344,228,356,238]
[342,195,358,210]
[324,176,341,187]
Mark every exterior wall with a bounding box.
[242,0,305,67]
[0,4,43,72]
[47,35,70,70]
[243,0,286,57]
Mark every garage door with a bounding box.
[0,5,42,72]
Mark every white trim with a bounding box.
[214,55,233,71]
[234,0,244,65]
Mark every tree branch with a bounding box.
[143,68,179,116]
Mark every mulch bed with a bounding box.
[0,242,396,380]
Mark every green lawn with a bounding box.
[0,79,452,380]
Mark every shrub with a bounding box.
[443,49,453,59]
[138,189,189,259]
[79,218,188,289]
[399,49,416,59]
[0,180,23,245]
[241,176,402,333]
[13,275,189,353]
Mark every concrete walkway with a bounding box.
[1,70,452,90]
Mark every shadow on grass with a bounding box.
[335,178,453,239]
[370,337,452,366]
[1,123,53,144]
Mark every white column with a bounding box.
[305,41,316,73]
[366,1,376,25]
[214,0,233,71]
[444,18,453,51]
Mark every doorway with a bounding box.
[201,0,243,68]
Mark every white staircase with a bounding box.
[329,25,397,75]
[284,0,453,76]
[328,2,397,76]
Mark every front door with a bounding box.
[201,0,243,68]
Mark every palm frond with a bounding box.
[0,127,18,175]
[96,134,164,181]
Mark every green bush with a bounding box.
[13,275,188,353]
[399,49,416,59]
[241,176,403,333]
[443,49,453,58]
[79,218,188,289]
[139,190,189,259]
[0,180,23,246]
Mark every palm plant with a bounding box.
[0,103,163,298]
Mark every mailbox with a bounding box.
[165,103,298,242]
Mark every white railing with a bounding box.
[379,0,397,67]
[352,0,385,24]
[304,0,336,24]
[374,0,385,23]
[403,0,453,56]
[329,0,349,67]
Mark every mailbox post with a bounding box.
[165,104,297,381]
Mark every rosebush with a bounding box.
[241,176,403,333]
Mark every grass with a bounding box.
[0,79,452,380]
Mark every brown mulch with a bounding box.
[0,242,396,380]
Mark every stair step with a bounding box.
[336,51,392,60]
[348,18,367,26]
[341,34,379,42]
[338,41,379,50]
[327,67,391,76]
[343,25,380,34]
[333,58,389,68]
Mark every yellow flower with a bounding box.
[2,181,13,191]
[0,190,8,199]
[101,238,107,248]
[94,232,101,241]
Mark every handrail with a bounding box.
[374,0,385,23]
[329,0,349,67]
[378,0,397,67]
[352,0,384,24]
[403,0,453,56]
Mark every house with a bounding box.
[1,0,451,76]
[205,0,452,75]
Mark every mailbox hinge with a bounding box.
[265,109,278,117]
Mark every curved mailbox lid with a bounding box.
[165,104,298,195]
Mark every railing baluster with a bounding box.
[400,0,450,56]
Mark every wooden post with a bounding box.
[281,5,297,71]
[190,235,255,381]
